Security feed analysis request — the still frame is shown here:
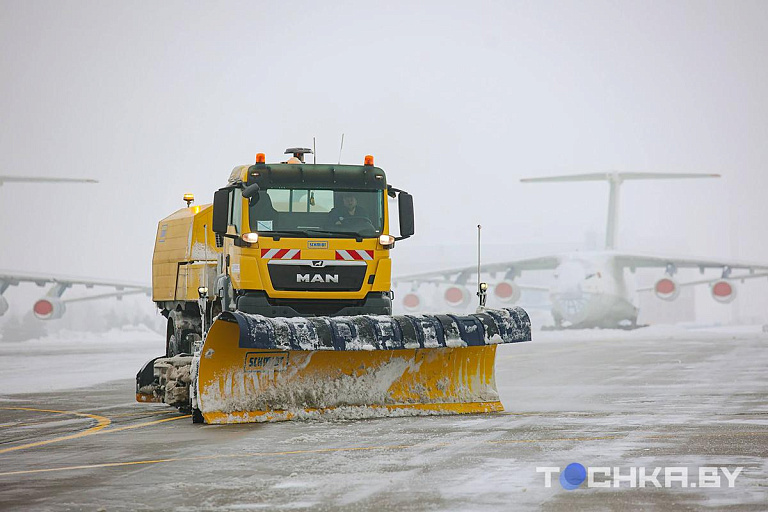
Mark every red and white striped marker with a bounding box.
[335,250,373,261]
[261,248,301,259]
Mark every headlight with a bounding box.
[379,234,395,246]
[242,232,259,243]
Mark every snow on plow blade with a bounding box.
[196,307,531,423]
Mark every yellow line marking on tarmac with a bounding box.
[108,410,180,418]
[0,409,175,428]
[0,408,111,455]
[6,430,766,478]
[95,415,191,435]
[0,407,171,428]
[0,411,190,454]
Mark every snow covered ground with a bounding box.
[0,325,162,394]
[4,322,763,397]
[1,323,766,510]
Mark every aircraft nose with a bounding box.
[560,287,582,300]
[551,289,590,322]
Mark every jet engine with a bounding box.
[654,277,679,301]
[710,280,736,304]
[493,280,521,304]
[33,298,66,320]
[443,285,470,308]
[0,296,8,317]
[401,292,423,313]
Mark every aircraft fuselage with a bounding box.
[548,253,638,328]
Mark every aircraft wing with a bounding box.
[0,270,151,318]
[522,172,720,183]
[393,255,561,285]
[0,270,149,291]
[0,176,98,184]
[612,253,768,275]
[636,272,768,292]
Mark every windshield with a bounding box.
[249,188,384,238]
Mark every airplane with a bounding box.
[393,172,768,329]
[0,271,150,320]
[0,175,151,321]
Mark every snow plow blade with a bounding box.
[195,307,531,423]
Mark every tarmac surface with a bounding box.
[1,325,767,511]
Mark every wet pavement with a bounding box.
[1,326,766,511]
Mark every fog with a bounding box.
[2,1,767,325]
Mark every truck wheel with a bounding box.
[167,316,196,356]
[165,318,176,357]
[190,377,204,423]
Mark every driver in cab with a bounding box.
[328,193,369,226]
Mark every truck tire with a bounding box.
[165,317,176,357]
[167,316,195,356]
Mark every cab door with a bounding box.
[212,187,244,285]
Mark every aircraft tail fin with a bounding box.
[521,172,720,250]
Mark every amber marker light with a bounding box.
[242,232,259,243]
[379,234,395,246]
[256,153,266,164]
[183,193,195,207]
[364,155,374,166]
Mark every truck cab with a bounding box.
[211,151,414,317]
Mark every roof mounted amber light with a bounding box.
[255,153,266,164]
[183,193,194,207]
[364,155,374,166]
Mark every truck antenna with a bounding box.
[313,137,316,164]
[337,133,345,164]
[476,224,487,311]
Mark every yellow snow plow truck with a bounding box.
[137,148,531,423]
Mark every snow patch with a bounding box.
[0,327,162,395]
[201,355,422,414]
[486,334,504,344]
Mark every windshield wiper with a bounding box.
[259,229,372,241]
[305,229,378,241]
[305,229,362,237]
[259,230,311,238]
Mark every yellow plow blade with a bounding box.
[195,308,530,423]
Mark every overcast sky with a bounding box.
[2,0,767,289]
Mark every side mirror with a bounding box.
[397,192,414,240]
[242,183,260,205]
[212,188,230,234]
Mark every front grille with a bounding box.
[267,297,365,316]
[268,264,366,291]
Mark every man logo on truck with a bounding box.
[297,274,339,283]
